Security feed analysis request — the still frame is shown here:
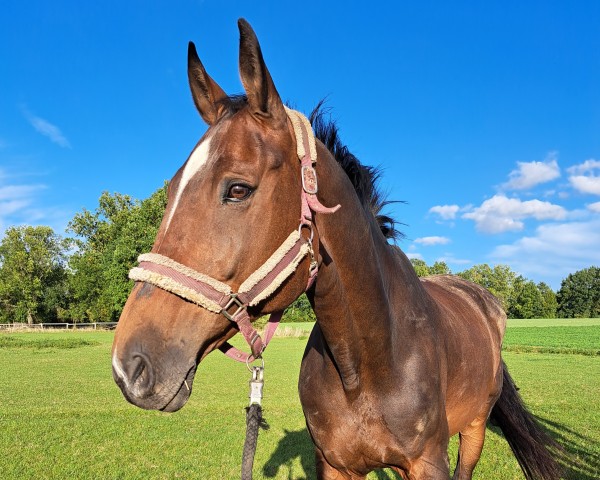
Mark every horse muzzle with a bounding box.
[112,346,197,412]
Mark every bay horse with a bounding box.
[112,19,562,479]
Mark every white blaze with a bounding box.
[112,348,130,389]
[164,136,213,231]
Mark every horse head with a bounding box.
[112,19,316,412]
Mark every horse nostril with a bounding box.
[132,352,155,397]
[120,351,155,398]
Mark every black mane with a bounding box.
[309,102,401,241]
[216,95,401,240]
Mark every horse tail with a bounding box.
[489,361,564,480]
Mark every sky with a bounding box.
[1,1,599,290]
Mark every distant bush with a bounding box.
[283,294,316,323]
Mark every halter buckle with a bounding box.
[301,165,318,194]
[221,293,246,322]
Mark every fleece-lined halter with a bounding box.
[128,108,340,363]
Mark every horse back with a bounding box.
[421,274,506,346]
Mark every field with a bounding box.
[0,321,599,479]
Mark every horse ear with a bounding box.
[237,19,287,127]
[187,42,228,125]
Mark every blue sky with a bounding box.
[1,1,599,290]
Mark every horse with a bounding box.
[112,19,562,479]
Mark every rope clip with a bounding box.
[249,365,264,406]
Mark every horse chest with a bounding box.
[300,374,439,473]
[304,397,402,471]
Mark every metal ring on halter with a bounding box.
[298,222,314,243]
[246,354,265,372]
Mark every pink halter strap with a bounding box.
[128,109,340,363]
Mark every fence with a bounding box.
[0,322,118,331]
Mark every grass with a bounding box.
[0,335,99,349]
[503,319,600,356]
[506,318,600,328]
[0,323,598,479]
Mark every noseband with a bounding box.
[128,108,340,363]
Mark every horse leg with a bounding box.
[406,443,450,479]
[451,415,487,480]
[315,448,366,480]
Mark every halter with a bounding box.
[128,108,340,363]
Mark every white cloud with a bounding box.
[567,159,600,195]
[588,202,600,213]
[491,219,600,288]
[569,176,600,195]
[437,254,471,265]
[0,170,51,233]
[462,194,567,234]
[429,204,460,220]
[21,106,71,148]
[0,199,31,217]
[414,236,451,246]
[406,252,423,260]
[0,184,42,201]
[502,152,560,190]
[567,159,600,175]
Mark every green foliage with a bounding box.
[66,185,168,322]
[0,225,70,323]
[458,264,517,311]
[536,282,558,318]
[429,260,451,275]
[283,294,316,323]
[507,276,548,319]
[557,266,600,318]
[410,258,430,277]
[410,258,450,277]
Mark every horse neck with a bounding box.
[309,144,428,392]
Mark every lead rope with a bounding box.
[239,109,339,479]
[241,364,268,480]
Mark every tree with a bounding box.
[284,293,316,323]
[0,226,70,323]
[557,266,600,318]
[458,264,517,312]
[429,261,451,275]
[409,259,451,277]
[66,185,168,322]
[410,258,430,277]
[508,277,543,319]
[537,282,557,319]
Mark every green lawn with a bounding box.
[0,323,598,479]
[503,325,600,355]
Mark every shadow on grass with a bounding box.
[535,415,600,480]
[262,429,402,480]
[487,414,600,480]
[262,418,600,480]
[262,429,315,479]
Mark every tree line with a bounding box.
[0,185,598,323]
[410,259,600,319]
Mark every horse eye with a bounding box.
[227,184,252,201]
